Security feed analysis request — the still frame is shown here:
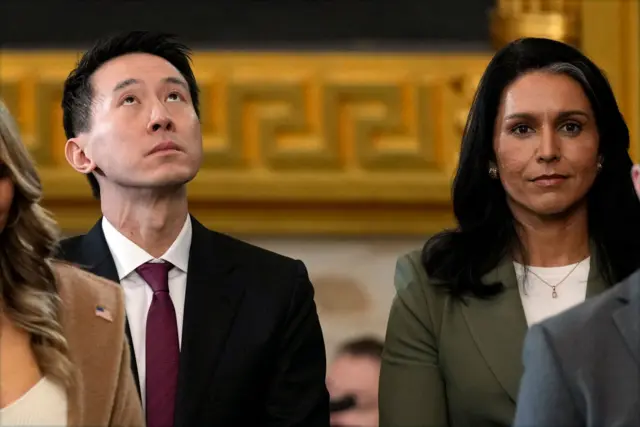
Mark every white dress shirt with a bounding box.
[102,215,192,406]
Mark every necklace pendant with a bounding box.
[552,288,558,298]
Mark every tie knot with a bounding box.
[136,261,173,293]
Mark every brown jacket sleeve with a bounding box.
[110,335,145,427]
[55,262,145,427]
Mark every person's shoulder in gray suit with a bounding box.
[514,268,640,427]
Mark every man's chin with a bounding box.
[149,170,198,188]
[151,179,192,193]
[120,178,193,195]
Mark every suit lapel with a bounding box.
[80,221,119,282]
[461,258,527,402]
[613,272,640,365]
[79,220,141,397]
[174,218,247,427]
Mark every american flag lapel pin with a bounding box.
[95,305,113,322]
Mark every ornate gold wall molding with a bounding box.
[491,0,582,47]
[0,52,489,234]
[580,0,639,160]
[1,1,636,236]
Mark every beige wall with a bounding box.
[243,236,425,361]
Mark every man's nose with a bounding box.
[147,104,174,133]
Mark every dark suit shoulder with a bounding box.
[57,233,86,260]
[198,228,314,318]
[207,229,301,270]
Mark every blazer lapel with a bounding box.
[461,258,527,402]
[174,218,247,427]
[613,271,640,365]
[461,245,610,403]
[79,220,141,397]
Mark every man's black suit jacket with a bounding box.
[57,216,330,427]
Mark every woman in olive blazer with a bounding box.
[379,38,640,427]
[383,251,608,426]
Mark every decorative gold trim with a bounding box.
[491,11,580,47]
[580,0,639,158]
[490,1,582,48]
[2,3,636,235]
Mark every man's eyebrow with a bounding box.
[112,77,189,93]
[163,77,189,90]
[113,78,139,93]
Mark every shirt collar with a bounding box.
[101,215,192,280]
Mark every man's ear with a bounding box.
[64,137,96,174]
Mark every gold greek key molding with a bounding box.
[1,0,636,236]
[580,0,639,160]
[0,51,489,234]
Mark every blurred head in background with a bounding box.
[327,336,383,427]
[61,31,202,202]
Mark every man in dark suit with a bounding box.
[513,166,640,427]
[58,30,329,427]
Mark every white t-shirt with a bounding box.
[514,258,590,326]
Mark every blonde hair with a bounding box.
[0,100,73,388]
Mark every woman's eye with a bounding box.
[562,122,582,134]
[511,124,533,135]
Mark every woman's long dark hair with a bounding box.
[423,38,640,298]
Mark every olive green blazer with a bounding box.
[379,249,608,427]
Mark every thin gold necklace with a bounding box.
[526,259,586,298]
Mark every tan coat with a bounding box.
[55,262,144,427]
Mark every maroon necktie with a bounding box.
[136,261,179,427]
